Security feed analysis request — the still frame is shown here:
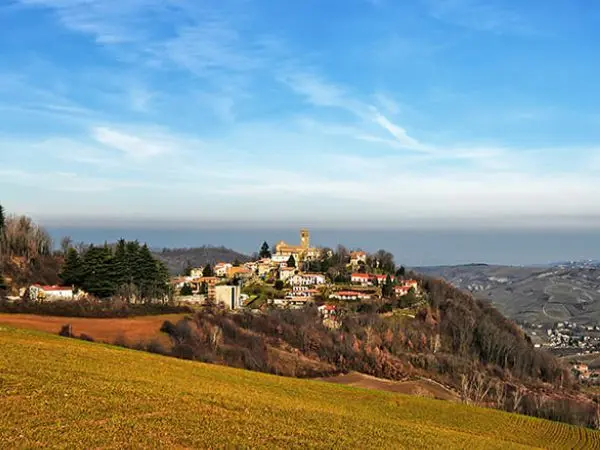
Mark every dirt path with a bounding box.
[317,372,458,401]
[0,313,187,346]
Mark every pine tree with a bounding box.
[60,248,83,287]
[113,239,128,288]
[259,241,271,259]
[0,203,5,257]
[81,245,116,298]
[287,255,296,268]
[137,244,159,302]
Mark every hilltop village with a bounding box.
[168,229,420,318]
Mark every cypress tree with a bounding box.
[259,241,271,259]
[203,264,214,277]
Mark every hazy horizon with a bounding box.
[46,224,600,267]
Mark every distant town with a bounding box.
[23,229,421,326]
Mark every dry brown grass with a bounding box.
[0,313,187,346]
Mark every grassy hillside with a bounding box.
[1,328,597,449]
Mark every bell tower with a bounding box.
[300,228,310,249]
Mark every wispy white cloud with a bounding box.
[18,0,168,44]
[91,126,201,160]
[280,71,353,110]
[425,0,532,34]
[370,108,427,151]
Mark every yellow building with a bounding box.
[274,229,321,262]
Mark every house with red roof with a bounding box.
[29,284,79,301]
[351,273,395,286]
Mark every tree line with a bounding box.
[60,239,171,302]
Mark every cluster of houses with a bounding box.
[22,230,419,318]
[571,362,600,384]
[170,230,420,313]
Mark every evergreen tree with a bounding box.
[396,266,406,278]
[259,241,271,259]
[126,240,141,287]
[180,283,193,296]
[137,244,159,302]
[287,255,296,268]
[382,274,394,298]
[113,239,128,288]
[0,203,5,257]
[203,264,214,277]
[81,245,116,298]
[0,203,5,236]
[60,248,83,286]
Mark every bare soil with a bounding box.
[0,313,187,346]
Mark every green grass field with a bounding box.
[1,327,598,449]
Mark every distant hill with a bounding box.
[154,246,250,274]
[1,327,596,449]
[414,264,600,327]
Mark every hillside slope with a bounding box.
[1,328,597,449]
[416,264,600,326]
[154,246,249,274]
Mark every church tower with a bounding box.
[300,228,310,249]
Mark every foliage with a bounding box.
[0,274,6,293]
[58,240,170,301]
[274,280,284,290]
[368,249,396,274]
[59,248,82,286]
[0,298,192,318]
[382,274,394,298]
[0,203,5,241]
[259,241,271,259]
[180,283,193,296]
[287,255,296,268]
[203,264,214,277]
[1,214,52,259]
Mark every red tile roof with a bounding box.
[351,273,371,278]
[33,284,72,292]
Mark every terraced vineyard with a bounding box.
[1,327,598,449]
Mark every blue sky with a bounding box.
[1,0,600,228]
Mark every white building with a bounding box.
[270,254,290,263]
[214,263,233,277]
[329,290,371,301]
[29,284,78,301]
[289,273,326,286]
[279,266,297,281]
[189,267,205,278]
[215,285,242,309]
